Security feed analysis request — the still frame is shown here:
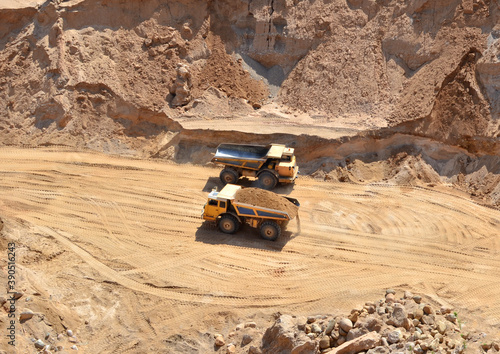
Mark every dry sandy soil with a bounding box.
[1,0,500,353]
[0,147,499,352]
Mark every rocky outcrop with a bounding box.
[477,25,500,134]
[2,0,499,146]
[171,63,193,107]
[394,49,493,144]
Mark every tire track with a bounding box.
[1,148,499,326]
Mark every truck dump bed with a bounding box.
[209,185,300,221]
[213,144,270,161]
[232,202,291,220]
[233,187,299,220]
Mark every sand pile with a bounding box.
[234,188,299,219]
[195,34,268,107]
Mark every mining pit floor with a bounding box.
[1,147,499,351]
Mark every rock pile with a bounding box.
[235,188,299,219]
[214,290,500,354]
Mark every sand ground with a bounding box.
[1,147,499,352]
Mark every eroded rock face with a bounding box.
[477,26,500,135]
[326,331,381,354]
[0,0,498,204]
[1,0,499,148]
[0,0,269,147]
[213,0,314,75]
[419,50,491,140]
[278,0,499,141]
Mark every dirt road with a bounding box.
[1,147,499,351]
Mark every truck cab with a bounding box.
[202,185,240,221]
[202,198,227,221]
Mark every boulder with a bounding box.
[385,293,395,304]
[325,319,336,335]
[262,315,317,354]
[387,329,402,344]
[387,304,412,330]
[358,316,383,332]
[227,343,236,354]
[325,331,381,354]
[214,334,225,347]
[242,334,253,346]
[319,335,331,349]
[19,310,34,322]
[34,339,45,349]
[339,318,353,333]
[311,323,322,334]
[388,304,407,327]
[346,328,369,341]
[245,322,257,328]
[291,337,318,354]
[171,63,192,106]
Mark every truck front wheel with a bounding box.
[260,221,281,241]
[218,214,240,234]
[220,168,239,185]
[258,171,277,190]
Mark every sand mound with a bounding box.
[235,188,299,219]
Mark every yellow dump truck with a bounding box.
[202,184,300,241]
[211,143,299,190]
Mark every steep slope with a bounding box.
[1,0,499,149]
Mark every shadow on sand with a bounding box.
[195,222,298,252]
[202,176,297,195]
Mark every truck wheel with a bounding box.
[220,168,239,185]
[218,214,240,234]
[258,171,277,190]
[260,221,281,241]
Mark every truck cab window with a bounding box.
[208,200,218,206]
[219,201,226,208]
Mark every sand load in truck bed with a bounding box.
[234,188,299,219]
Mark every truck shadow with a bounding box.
[202,177,296,195]
[195,222,297,252]
[273,183,296,195]
[202,177,257,192]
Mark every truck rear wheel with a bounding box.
[258,171,277,190]
[218,214,240,234]
[220,168,239,185]
[260,221,281,241]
